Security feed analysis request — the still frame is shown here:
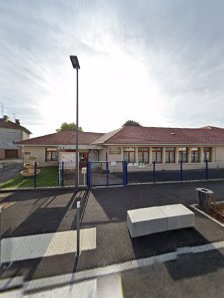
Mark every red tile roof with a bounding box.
[16,126,224,147]
[17,131,103,145]
[103,126,224,145]
[0,118,31,134]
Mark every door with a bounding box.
[5,150,19,159]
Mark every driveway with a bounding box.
[0,163,23,184]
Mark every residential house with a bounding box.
[0,115,31,160]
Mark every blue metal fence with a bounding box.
[87,161,127,187]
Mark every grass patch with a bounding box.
[0,166,58,189]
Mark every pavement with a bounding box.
[110,168,224,185]
[1,181,224,296]
[0,162,23,184]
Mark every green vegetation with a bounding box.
[56,122,83,132]
[122,120,142,127]
[0,166,58,189]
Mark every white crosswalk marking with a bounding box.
[1,228,96,262]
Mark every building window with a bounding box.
[123,147,135,163]
[203,147,212,162]
[165,147,175,163]
[46,147,58,161]
[138,147,149,164]
[152,147,162,163]
[191,148,200,163]
[178,147,188,163]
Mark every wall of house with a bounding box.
[22,131,30,140]
[0,127,29,159]
[23,146,58,166]
[214,146,224,167]
[107,146,123,162]
[0,128,21,150]
[100,145,224,172]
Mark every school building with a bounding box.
[16,125,224,171]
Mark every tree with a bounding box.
[122,120,142,127]
[56,122,83,132]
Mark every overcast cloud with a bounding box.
[1,0,224,136]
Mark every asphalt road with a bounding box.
[0,163,23,184]
[1,181,224,285]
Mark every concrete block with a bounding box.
[127,207,167,238]
[127,204,195,238]
[160,204,195,230]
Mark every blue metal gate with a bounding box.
[87,161,128,187]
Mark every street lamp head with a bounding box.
[70,55,80,69]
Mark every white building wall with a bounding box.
[23,146,58,166]
[103,145,224,172]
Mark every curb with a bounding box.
[0,185,88,193]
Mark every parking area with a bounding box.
[1,181,224,296]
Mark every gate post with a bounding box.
[205,159,209,180]
[58,162,61,186]
[61,161,64,187]
[123,161,128,185]
[180,160,183,182]
[87,161,91,188]
[153,161,156,183]
[34,161,37,189]
[106,161,109,186]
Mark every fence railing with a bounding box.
[2,159,224,190]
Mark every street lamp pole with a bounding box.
[70,56,80,189]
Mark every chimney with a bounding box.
[15,119,20,125]
[3,115,9,122]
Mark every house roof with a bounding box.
[102,126,224,145]
[16,125,224,147]
[91,128,122,145]
[17,131,104,146]
[0,118,31,134]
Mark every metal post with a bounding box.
[34,162,37,189]
[153,161,156,183]
[61,161,64,187]
[205,159,209,180]
[75,68,79,189]
[87,161,90,187]
[76,201,81,257]
[106,161,109,186]
[123,161,128,185]
[180,160,183,182]
[58,162,61,186]
[126,161,128,185]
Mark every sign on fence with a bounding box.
[59,152,77,169]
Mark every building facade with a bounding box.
[0,115,31,160]
[17,125,224,171]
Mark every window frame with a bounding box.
[178,147,188,163]
[45,147,58,162]
[123,147,135,163]
[138,147,149,164]
[203,147,212,162]
[191,148,200,163]
[165,147,175,163]
[152,147,162,164]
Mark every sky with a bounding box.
[1,0,224,137]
